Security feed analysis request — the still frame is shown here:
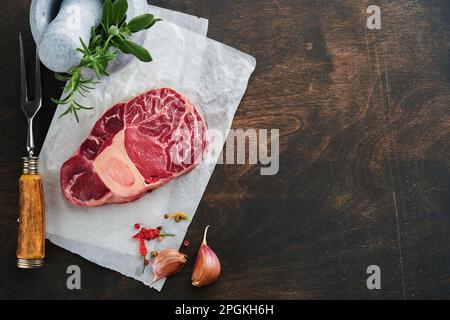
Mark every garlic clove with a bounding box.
[191,226,221,287]
[151,248,187,283]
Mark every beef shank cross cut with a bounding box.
[60,88,207,206]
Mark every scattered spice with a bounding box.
[139,238,147,257]
[165,212,191,222]
[133,225,176,274]
[139,238,148,274]
[133,228,175,240]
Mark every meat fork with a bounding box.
[16,33,45,269]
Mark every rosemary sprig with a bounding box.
[52,0,161,122]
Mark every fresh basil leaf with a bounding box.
[112,0,128,25]
[112,38,151,62]
[127,14,155,33]
[147,18,162,29]
[103,0,113,27]
[119,20,128,30]
[120,26,132,38]
[111,39,131,54]
[123,40,152,62]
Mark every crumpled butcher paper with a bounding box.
[39,6,256,291]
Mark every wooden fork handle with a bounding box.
[17,157,45,268]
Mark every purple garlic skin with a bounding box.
[151,248,187,284]
[191,226,221,287]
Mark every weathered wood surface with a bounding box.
[17,173,45,262]
[0,0,449,299]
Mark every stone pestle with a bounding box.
[30,0,148,73]
[36,0,103,73]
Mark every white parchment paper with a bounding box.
[148,5,209,36]
[107,5,208,73]
[40,14,256,291]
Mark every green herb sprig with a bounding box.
[52,0,161,122]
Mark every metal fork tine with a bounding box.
[19,32,28,105]
[35,48,42,105]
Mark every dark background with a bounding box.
[1,0,449,299]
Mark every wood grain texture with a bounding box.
[0,0,449,299]
[17,174,45,261]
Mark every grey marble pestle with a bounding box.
[30,0,148,73]
[30,0,63,44]
[36,0,103,73]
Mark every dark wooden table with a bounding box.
[1,0,449,300]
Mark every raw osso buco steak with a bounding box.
[60,88,207,206]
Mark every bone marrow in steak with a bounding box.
[60,88,207,206]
